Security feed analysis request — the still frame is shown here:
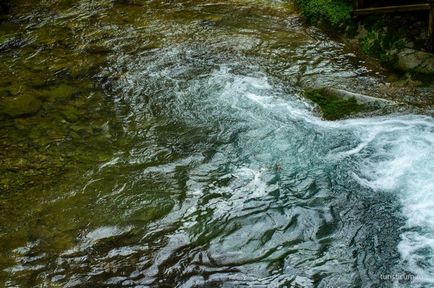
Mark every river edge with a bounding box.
[290,1,434,120]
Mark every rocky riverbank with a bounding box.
[292,0,434,119]
[294,0,434,75]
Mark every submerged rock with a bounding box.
[0,94,42,118]
[61,106,80,122]
[198,16,223,27]
[39,84,78,102]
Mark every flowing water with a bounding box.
[0,0,433,287]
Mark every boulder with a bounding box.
[394,48,434,74]
[303,87,397,120]
[321,87,395,106]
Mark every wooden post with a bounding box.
[354,0,364,19]
[352,0,434,51]
[429,1,434,51]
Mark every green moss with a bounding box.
[304,88,366,120]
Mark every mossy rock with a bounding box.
[0,94,42,118]
[39,84,78,102]
[303,88,366,120]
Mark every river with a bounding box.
[0,0,433,287]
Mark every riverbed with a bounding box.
[0,0,433,287]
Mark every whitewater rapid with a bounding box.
[110,46,434,285]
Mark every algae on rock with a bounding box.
[303,88,367,120]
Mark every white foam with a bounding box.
[210,67,434,283]
[110,50,434,282]
[345,116,434,285]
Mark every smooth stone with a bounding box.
[39,84,77,101]
[322,87,396,106]
[393,48,434,74]
[0,94,42,118]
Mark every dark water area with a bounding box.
[0,1,433,287]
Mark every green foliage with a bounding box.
[304,88,365,120]
[294,0,353,27]
[360,27,406,63]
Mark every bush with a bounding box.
[360,22,407,63]
[294,0,353,28]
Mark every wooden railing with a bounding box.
[353,1,434,50]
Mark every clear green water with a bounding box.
[0,1,434,287]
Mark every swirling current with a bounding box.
[0,0,433,287]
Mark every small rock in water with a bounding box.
[40,84,78,102]
[198,16,222,27]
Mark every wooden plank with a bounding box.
[353,3,431,15]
